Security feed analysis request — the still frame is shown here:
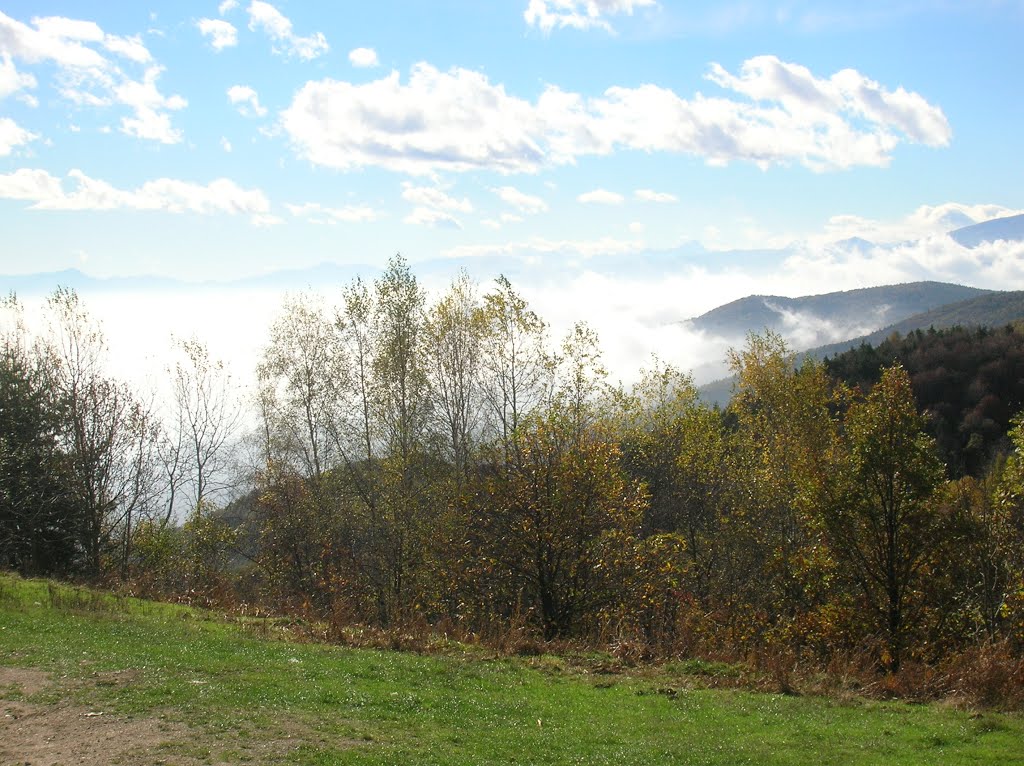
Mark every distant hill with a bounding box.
[684,281,989,341]
[694,284,1020,407]
[949,213,1024,248]
[809,290,1024,361]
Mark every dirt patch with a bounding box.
[1,699,197,766]
[0,666,50,697]
[0,665,354,765]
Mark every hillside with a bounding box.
[3,575,1023,764]
[684,281,989,341]
[809,290,1024,361]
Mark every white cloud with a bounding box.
[348,47,379,68]
[401,183,473,212]
[0,11,187,143]
[0,118,38,156]
[705,55,952,150]
[0,168,272,223]
[578,188,624,205]
[115,66,187,143]
[524,0,657,33]
[227,84,267,117]
[635,188,677,203]
[286,201,380,224]
[221,136,233,152]
[247,1,328,60]
[197,18,238,51]
[401,183,472,228]
[281,57,947,175]
[0,53,37,99]
[818,202,1024,245]
[404,207,463,229]
[218,0,239,15]
[491,185,548,214]
[0,167,62,198]
[103,34,151,63]
[0,12,107,68]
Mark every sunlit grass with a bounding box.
[2,573,1022,765]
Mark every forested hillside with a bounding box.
[3,262,1024,689]
[825,324,1024,477]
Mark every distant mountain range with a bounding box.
[683,282,990,342]
[949,213,1024,248]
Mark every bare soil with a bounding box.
[0,666,320,766]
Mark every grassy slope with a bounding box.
[2,575,1023,765]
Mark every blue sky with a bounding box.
[2,0,1022,280]
[2,1,1023,384]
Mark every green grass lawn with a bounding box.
[2,574,1022,765]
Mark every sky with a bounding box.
[2,0,1024,386]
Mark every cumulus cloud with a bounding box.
[0,11,187,143]
[218,0,239,15]
[247,1,328,60]
[348,47,379,68]
[281,56,948,175]
[286,201,380,224]
[705,55,952,151]
[578,188,624,205]
[491,185,548,214]
[227,84,267,117]
[0,167,272,222]
[0,117,38,155]
[524,0,656,33]
[197,18,238,51]
[635,188,677,203]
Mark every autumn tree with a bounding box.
[466,409,647,639]
[161,338,241,522]
[422,271,484,480]
[479,276,553,459]
[0,298,81,575]
[257,292,346,482]
[726,332,847,646]
[826,364,945,671]
[615,360,732,607]
[44,288,160,577]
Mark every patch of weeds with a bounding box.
[47,582,128,615]
[666,658,744,679]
